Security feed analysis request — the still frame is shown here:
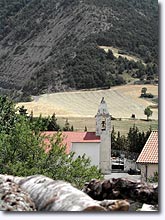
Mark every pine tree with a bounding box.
[47,113,60,131]
[63,119,70,131]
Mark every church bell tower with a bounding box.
[95,97,111,174]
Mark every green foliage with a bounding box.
[0,95,102,188]
[63,119,74,131]
[140,87,154,98]
[141,87,147,95]
[25,110,60,133]
[0,0,158,95]
[144,106,153,120]
[47,113,60,131]
[148,171,158,183]
[0,96,17,134]
[111,124,151,153]
[127,124,150,153]
[19,105,28,116]
[87,0,158,64]
[40,136,103,188]
[0,0,32,40]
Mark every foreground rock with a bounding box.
[0,177,36,211]
[83,178,158,206]
[0,175,158,211]
[138,204,159,211]
[0,174,129,211]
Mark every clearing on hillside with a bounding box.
[17,85,158,120]
[98,46,145,63]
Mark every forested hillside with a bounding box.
[0,0,158,100]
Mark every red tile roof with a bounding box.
[136,131,158,164]
[42,131,100,154]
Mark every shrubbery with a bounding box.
[0,96,103,189]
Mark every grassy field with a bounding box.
[56,117,158,135]
[17,84,158,120]
[17,84,158,134]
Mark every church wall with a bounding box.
[71,142,100,167]
[100,132,111,173]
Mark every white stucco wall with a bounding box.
[71,142,100,167]
[124,159,136,171]
[137,163,158,182]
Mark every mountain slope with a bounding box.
[0,0,158,99]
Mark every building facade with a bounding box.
[43,98,112,174]
[95,97,111,174]
[136,131,158,182]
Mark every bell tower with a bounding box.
[95,97,111,174]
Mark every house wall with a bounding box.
[137,163,158,182]
[71,142,100,167]
[124,158,137,171]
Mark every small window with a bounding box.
[101,117,106,130]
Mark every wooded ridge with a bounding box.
[0,0,158,100]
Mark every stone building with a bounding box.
[43,98,112,174]
[136,130,158,182]
[95,97,111,174]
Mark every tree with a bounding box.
[19,105,28,116]
[141,87,147,96]
[71,125,74,131]
[0,96,103,189]
[63,119,71,131]
[0,96,17,134]
[106,49,114,60]
[47,113,60,131]
[127,124,151,153]
[111,125,117,150]
[144,106,153,121]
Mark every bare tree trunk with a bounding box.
[0,175,105,211]
[0,174,130,211]
[83,178,158,205]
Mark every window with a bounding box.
[101,117,106,130]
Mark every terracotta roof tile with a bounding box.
[136,131,158,164]
[42,131,100,154]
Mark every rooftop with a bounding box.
[136,131,158,164]
[42,131,100,154]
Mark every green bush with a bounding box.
[0,95,103,189]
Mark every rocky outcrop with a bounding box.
[0,174,158,212]
[82,178,158,205]
[0,177,36,211]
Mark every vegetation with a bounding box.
[0,96,103,189]
[86,0,158,63]
[0,0,158,96]
[63,119,74,131]
[140,87,154,98]
[144,106,153,121]
[148,171,158,183]
[111,124,151,153]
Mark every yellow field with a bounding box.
[17,84,158,120]
[56,117,158,135]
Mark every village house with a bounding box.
[43,97,112,174]
[136,130,158,182]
